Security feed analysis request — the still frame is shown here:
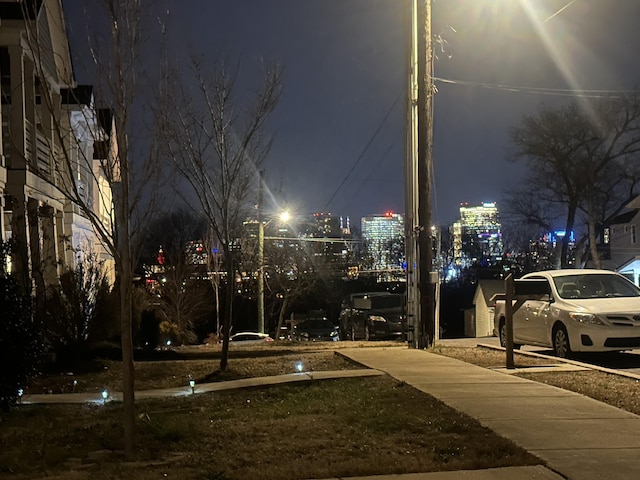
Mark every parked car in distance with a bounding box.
[493,269,640,357]
[339,292,406,341]
[230,332,274,345]
[291,318,339,342]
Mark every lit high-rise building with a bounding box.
[455,202,503,267]
[361,212,405,273]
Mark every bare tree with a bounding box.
[162,57,282,370]
[16,0,165,458]
[203,229,224,340]
[265,239,320,338]
[507,96,640,268]
[143,210,211,344]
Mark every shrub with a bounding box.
[0,244,44,410]
[44,249,116,353]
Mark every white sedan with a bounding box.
[497,269,640,357]
[229,332,274,345]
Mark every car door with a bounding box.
[522,298,552,344]
[515,276,552,344]
[351,310,367,340]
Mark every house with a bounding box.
[465,280,504,337]
[600,196,640,285]
[1,0,114,294]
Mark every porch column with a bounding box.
[55,210,69,269]
[9,195,30,293]
[41,204,59,288]
[27,198,45,303]
[8,46,26,167]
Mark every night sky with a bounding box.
[63,0,640,227]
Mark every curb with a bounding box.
[477,342,640,381]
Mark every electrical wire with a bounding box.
[323,92,402,211]
[434,76,640,98]
[347,141,396,204]
[544,0,578,23]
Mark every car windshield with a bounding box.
[553,274,640,299]
[298,320,332,329]
[369,296,403,309]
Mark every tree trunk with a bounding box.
[561,202,578,268]
[215,281,221,338]
[588,213,601,269]
[120,262,135,459]
[275,296,289,340]
[116,175,136,459]
[219,250,234,371]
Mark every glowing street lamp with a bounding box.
[279,210,291,223]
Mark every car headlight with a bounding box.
[369,315,386,323]
[568,312,605,325]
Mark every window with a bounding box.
[632,225,637,245]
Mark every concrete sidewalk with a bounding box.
[21,369,384,404]
[337,347,640,480]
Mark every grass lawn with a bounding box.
[0,344,541,479]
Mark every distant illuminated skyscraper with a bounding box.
[455,202,503,267]
[361,212,405,274]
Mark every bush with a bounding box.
[0,272,44,410]
[44,251,117,353]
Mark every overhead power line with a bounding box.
[323,92,401,211]
[544,0,578,23]
[434,76,640,98]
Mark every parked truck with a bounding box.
[339,292,406,341]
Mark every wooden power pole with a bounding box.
[416,0,435,348]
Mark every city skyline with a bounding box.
[63,1,640,226]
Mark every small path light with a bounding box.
[102,389,109,405]
[72,379,78,392]
[295,362,304,373]
[17,388,23,404]
[189,378,196,395]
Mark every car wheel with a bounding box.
[338,324,351,340]
[553,324,571,358]
[364,323,371,341]
[499,320,521,350]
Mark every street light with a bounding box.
[258,209,291,334]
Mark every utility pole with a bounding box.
[405,0,419,348]
[257,171,265,334]
[416,0,435,348]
